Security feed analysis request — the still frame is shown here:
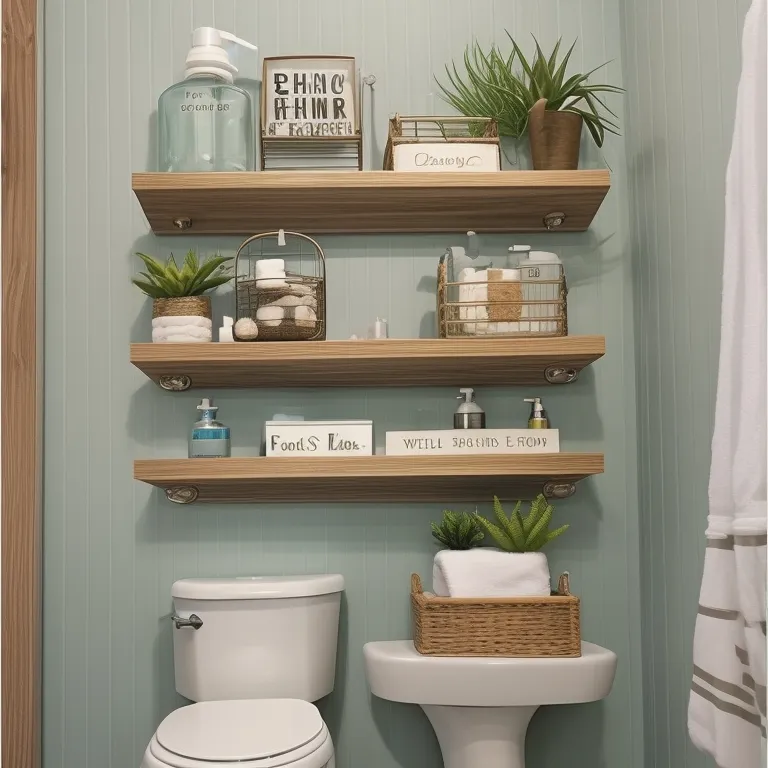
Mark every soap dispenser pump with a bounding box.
[524,397,549,429]
[158,27,258,172]
[189,398,231,458]
[454,388,486,429]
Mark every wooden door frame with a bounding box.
[2,0,42,765]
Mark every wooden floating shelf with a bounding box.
[132,170,611,234]
[131,336,605,390]
[134,454,604,504]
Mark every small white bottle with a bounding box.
[158,27,257,172]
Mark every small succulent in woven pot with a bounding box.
[132,250,233,343]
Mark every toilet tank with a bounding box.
[171,574,344,702]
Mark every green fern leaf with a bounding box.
[525,506,552,551]
[545,524,570,543]
[474,513,515,551]
[493,496,525,550]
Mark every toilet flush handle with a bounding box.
[171,613,203,630]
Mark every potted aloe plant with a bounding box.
[431,495,568,597]
[436,35,623,170]
[132,250,233,343]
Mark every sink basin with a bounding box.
[364,640,617,768]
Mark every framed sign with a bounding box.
[262,56,360,139]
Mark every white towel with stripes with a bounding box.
[688,1,767,764]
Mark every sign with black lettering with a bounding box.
[385,429,560,456]
[262,56,359,139]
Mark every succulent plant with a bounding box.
[474,495,568,553]
[431,510,485,550]
[132,250,233,299]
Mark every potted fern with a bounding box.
[436,35,623,170]
[431,495,568,597]
[132,250,233,343]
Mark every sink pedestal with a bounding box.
[422,704,538,768]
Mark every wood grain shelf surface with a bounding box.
[134,453,604,503]
[131,336,605,389]
[132,170,611,234]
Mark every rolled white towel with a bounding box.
[255,258,285,275]
[153,326,213,343]
[152,315,212,329]
[234,317,259,340]
[287,283,314,297]
[268,295,318,310]
[432,548,551,597]
[256,306,285,326]
[256,277,288,289]
[292,305,317,327]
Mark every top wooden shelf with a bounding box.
[132,170,610,235]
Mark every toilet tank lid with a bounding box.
[172,574,345,600]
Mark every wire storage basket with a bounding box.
[234,231,326,342]
[437,252,567,338]
[411,573,581,657]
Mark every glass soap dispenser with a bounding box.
[189,398,231,458]
[158,27,257,172]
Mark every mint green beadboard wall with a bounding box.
[43,2,642,767]
[620,0,751,766]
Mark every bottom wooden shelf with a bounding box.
[134,454,604,504]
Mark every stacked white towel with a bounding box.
[432,548,551,597]
[152,315,212,343]
[255,258,288,288]
[458,268,488,334]
[459,268,524,335]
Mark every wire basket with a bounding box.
[384,114,500,170]
[437,254,567,338]
[234,231,326,342]
[411,573,581,657]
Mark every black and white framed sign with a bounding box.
[261,56,359,138]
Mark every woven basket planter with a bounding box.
[411,573,581,658]
[152,296,212,343]
[152,296,211,320]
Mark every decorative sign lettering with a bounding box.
[393,142,500,172]
[265,420,373,457]
[385,429,559,456]
[263,57,358,138]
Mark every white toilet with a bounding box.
[141,574,344,768]
[364,640,617,768]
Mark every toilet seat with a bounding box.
[142,699,333,768]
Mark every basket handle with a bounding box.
[411,573,423,595]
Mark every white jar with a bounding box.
[514,250,563,334]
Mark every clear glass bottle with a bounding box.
[158,27,257,172]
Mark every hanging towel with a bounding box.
[689,1,767,765]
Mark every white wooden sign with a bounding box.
[263,57,358,138]
[266,420,373,457]
[385,429,559,456]
[393,142,500,172]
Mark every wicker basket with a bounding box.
[411,572,581,657]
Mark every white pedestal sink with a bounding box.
[363,640,617,768]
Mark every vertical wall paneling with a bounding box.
[620,0,751,765]
[44,2,643,767]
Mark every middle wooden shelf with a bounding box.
[134,453,604,504]
[131,335,605,390]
